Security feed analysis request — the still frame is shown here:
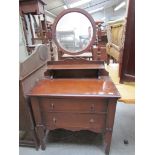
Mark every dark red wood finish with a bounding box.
[92,46,108,62]
[119,0,135,82]
[26,7,120,155]
[28,76,120,155]
[44,60,108,79]
[28,78,120,98]
[19,0,46,15]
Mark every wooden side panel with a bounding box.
[119,0,135,82]
[19,82,31,130]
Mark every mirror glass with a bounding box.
[56,12,93,53]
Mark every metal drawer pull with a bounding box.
[89,118,94,123]
[53,117,56,123]
[50,103,54,109]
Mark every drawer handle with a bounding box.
[50,103,55,109]
[89,118,94,123]
[90,104,95,111]
[53,117,56,123]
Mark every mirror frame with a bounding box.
[52,8,96,55]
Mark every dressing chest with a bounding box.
[27,8,121,155]
[28,61,120,155]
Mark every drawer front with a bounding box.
[39,98,108,113]
[42,112,106,133]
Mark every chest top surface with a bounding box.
[28,76,120,98]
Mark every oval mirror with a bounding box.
[53,8,96,55]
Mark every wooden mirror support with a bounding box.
[52,8,96,57]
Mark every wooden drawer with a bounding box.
[39,98,108,113]
[42,112,106,133]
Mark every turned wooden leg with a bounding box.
[103,100,117,155]
[36,125,46,150]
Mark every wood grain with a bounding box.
[28,78,120,98]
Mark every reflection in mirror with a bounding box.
[56,12,93,53]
